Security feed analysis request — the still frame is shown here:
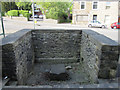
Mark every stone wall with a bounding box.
[80,30,119,82]
[99,45,119,78]
[32,30,82,64]
[43,19,58,24]
[2,44,16,79]
[4,17,28,21]
[2,29,34,85]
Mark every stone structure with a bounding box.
[2,29,34,85]
[80,30,119,83]
[32,30,81,64]
[1,29,119,85]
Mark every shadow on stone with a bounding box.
[44,72,70,81]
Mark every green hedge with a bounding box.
[7,10,32,21]
[7,10,30,17]
[7,10,19,16]
[23,12,29,17]
[58,19,71,23]
[18,10,28,15]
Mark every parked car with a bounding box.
[31,15,39,18]
[88,20,107,28]
[111,22,120,29]
[39,15,43,19]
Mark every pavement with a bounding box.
[0,17,119,43]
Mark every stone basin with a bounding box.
[1,29,119,88]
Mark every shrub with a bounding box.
[7,10,31,21]
[24,13,32,21]
[46,10,69,23]
[45,8,59,20]
[58,12,68,20]
[19,10,28,15]
[7,10,19,16]
[46,12,51,19]
[1,12,5,16]
[7,10,30,17]
[58,12,70,23]
[18,10,29,16]
[22,12,28,17]
[58,19,71,23]
[18,10,22,14]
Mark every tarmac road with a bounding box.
[0,17,119,43]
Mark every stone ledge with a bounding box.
[2,82,119,88]
[1,29,31,46]
[1,29,119,46]
[82,30,119,46]
[35,58,78,64]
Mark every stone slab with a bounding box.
[82,30,119,46]
[1,29,31,45]
[50,64,65,74]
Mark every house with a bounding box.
[72,1,120,26]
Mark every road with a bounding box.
[0,17,119,43]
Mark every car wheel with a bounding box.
[113,26,117,29]
[88,24,92,28]
[101,25,105,28]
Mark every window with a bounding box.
[106,2,111,9]
[93,15,97,20]
[77,15,88,22]
[93,2,98,9]
[80,2,86,9]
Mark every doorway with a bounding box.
[93,15,97,20]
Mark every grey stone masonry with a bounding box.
[2,44,16,79]
[31,30,82,64]
[80,30,119,83]
[1,29,120,86]
[1,29,34,85]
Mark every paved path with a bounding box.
[0,17,119,43]
[2,82,120,88]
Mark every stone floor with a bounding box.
[4,61,119,88]
[4,62,119,88]
[26,63,91,86]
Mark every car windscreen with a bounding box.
[97,21,101,24]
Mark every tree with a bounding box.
[37,2,73,20]
[1,2,18,14]
[15,2,32,10]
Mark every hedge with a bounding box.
[7,10,19,16]
[7,10,30,17]
[58,19,71,23]
[6,10,32,21]
[18,10,28,15]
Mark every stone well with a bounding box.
[1,29,120,86]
